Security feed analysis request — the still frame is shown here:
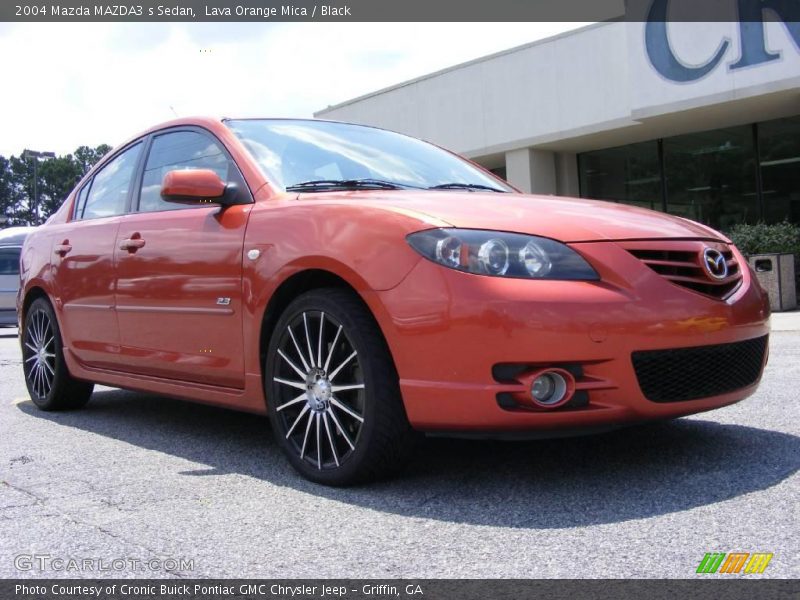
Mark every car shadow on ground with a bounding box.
[17,388,800,529]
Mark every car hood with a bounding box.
[299,191,727,243]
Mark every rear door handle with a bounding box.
[120,235,146,253]
[54,242,72,257]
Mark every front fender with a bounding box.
[242,200,426,293]
[240,200,427,380]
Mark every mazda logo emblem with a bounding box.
[703,248,729,280]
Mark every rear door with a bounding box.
[49,141,144,369]
[113,128,252,388]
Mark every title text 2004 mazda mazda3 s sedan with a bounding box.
[17,118,770,485]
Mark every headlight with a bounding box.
[407,228,599,280]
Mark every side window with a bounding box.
[138,131,233,213]
[80,143,143,220]
[0,247,21,275]
[73,183,90,220]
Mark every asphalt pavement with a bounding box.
[0,324,797,579]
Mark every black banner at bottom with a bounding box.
[2,580,799,600]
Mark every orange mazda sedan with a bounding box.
[18,118,770,484]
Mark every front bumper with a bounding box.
[375,240,771,432]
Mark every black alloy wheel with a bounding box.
[266,288,417,485]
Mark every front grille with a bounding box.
[632,336,768,403]
[622,241,743,300]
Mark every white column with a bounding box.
[505,148,557,195]
[555,152,580,197]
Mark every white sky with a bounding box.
[0,22,589,157]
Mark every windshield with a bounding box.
[225,119,513,193]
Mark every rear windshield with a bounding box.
[0,247,21,276]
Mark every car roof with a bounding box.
[136,116,396,139]
[0,227,36,245]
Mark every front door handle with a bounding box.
[120,234,146,253]
[54,241,72,257]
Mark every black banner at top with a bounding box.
[2,0,799,22]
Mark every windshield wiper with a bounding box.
[428,182,508,193]
[286,179,422,192]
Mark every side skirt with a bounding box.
[63,347,267,414]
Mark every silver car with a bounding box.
[0,227,36,327]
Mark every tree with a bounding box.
[0,156,18,226]
[38,156,83,220]
[74,144,111,176]
[0,144,111,226]
[5,155,34,225]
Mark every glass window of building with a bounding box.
[662,126,758,231]
[759,116,800,225]
[489,166,507,181]
[578,141,661,210]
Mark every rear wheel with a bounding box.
[266,288,417,485]
[22,297,93,411]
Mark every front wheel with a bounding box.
[22,297,94,411]
[266,288,417,485]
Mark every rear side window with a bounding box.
[138,131,232,213]
[0,247,21,275]
[73,183,90,220]
[79,142,143,220]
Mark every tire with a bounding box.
[21,297,94,411]
[266,288,417,485]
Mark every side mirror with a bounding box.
[161,169,231,206]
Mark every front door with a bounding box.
[113,129,251,388]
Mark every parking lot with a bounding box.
[0,323,798,579]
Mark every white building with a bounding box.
[316,20,800,230]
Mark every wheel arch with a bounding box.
[20,285,51,328]
[257,268,399,394]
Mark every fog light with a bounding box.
[530,371,569,406]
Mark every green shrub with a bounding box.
[726,221,800,256]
